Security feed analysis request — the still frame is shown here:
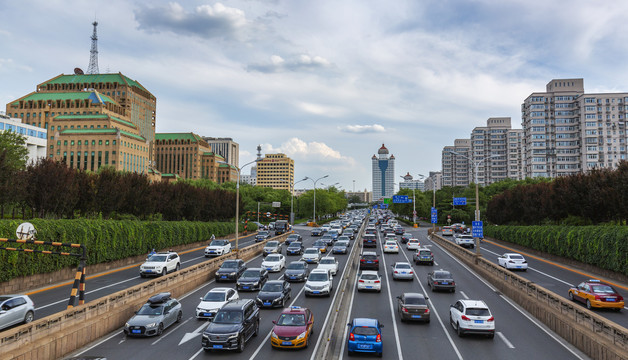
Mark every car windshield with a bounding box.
[322,236,332,240]
[395,263,411,269]
[221,262,237,269]
[258,231,268,236]
[360,274,378,280]
[509,255,524,260]
[314,241,325,246]
[210,240,227,246]
[353,326,378,336]
[287,263,306,270]
[242,270,261,277]
[309,273,328,281]
[213,310,243,324]
[288,235,298,239]
[404,296,426,305]
[591,285,615,294]
[137,304,164,316]
[465,308,490,316]
[409,240,418,243]
[337,242,349,247]
[266,241,278,247]
[277,313,306,326]
[305,249,318,254]
[147,255,167,262]
[288,243,301,248]
[362,255,377,260]
[262,283,283,292]
[320,259,335,264]
[266,255,281,262]
[203,292,226,302]
[434,272,451,279]
[419,251,431,255]
[386,241,396,245]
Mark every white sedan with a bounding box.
[357,270,382,292]
[383,240,399,253]
[196,287,239,319]
[497,253,528,271]
[317,257,340,275]
[261,254,286,272]
[407,239,421,250]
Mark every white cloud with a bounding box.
[262,138,355,165]
[338,124,386,134]
[248,54,333,73]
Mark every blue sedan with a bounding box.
[347,318,384,357]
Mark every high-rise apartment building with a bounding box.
[507,128,525,180]
[372,144,395,200]
[399,172,424,190]
[471,118,511,185]
[424,171,442,191]
[202,137,239,167]
[256,153,295,191]
[442,139,471,187]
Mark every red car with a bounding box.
[271,306,314,349]
[568,279,624,311]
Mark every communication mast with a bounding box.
[87,21,99,74]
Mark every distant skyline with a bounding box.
[2,1,628,192]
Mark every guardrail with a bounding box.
[2,232,289,360]
[429,231,628,360]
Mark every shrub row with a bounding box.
[484,225,628,277]
[0,219,249,283]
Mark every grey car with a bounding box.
[0,295,35,331]
[284,261,310,282]
[124,292,182,337]
[427,270,456,292]
[332,240,349,254]
[263,241,281,256]
[397,293,430,323]
[391,262,414,281]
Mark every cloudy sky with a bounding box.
[2,0,628,192]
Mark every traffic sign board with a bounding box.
[472,221,483,238]
[430,207,437,224]
[453,197,467,206]
[393,195,412,204]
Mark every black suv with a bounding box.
[359,251,379,270]
[215,259,247,282]
[202,299,260,352]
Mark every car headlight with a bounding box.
[229,272,236,276]
[271,332,278,339]
[125,322,130,328]
[253,281,259,285]
[146,322,156,328]
[227,333,239,340]
[296,331,307,340]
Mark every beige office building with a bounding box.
[256,153,295,192]
[442,139,471,187]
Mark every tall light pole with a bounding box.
[420,173,436,237]
[282,178,307,224]
[304,175,328,225]
[221,159,258,257]
[447,151,500,255]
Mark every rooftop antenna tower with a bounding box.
[256,144,262,160]
[87,21,99,74]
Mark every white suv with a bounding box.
[204,239,232,257]
[195,287,239,320]
[455,235,475,249]
[304,269,333,297]
[301,247,321,264]
[449,299,495,338]
[140,251,181,277]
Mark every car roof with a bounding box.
[394,262,411,266]
[220,299,252,310]
[362,251,377,255]
[408,238,419,241]
[352,318,379,327]
[360,270,379,276]
[265,280,285,285]
[459,299,488,308]
[209,287,233,293]
[310,268,329,274]
[403,292,425,299]
[281,306,308,315]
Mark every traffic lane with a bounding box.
[421,235,586,360]
[381,244,461,360]
[24,232,271,320]
[477,242,627,327]
[70,227,356,360]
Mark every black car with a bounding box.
[363,234,377,248]
[284,261,309,282]
[401,233,413,244]
[359,252,379,270]
[237,268,269,291]
[201,299,260,352]
[285,234,302,245]
[332,240,349,254]
[394,227,405,235]
[215,259,247,282]
[255,231,271,243]
[286,242,304,256]
[426,270,456,292]
[255,280,291,308]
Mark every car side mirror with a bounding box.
[308,321,313,325]
[425,296,429,300]
[347,323,351,326]
[380,324,384,328]
[450,304,454,308]
[272,320,277,324]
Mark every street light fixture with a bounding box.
[220,159,258,257]
[304,175,328,225]
[447,151,501,255]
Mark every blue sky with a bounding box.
[2,0,628,192]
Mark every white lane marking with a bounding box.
[434,261,439,266]
[459,291,469,300]
[497,331,515,348]
[72,330,125,356]
[398,246,464,360]
[308,238,360,360]
[481,247,575,287]
[187,348,204,360]
[179,320,209,346]
[426,235,585,360]
[380,232,404,360]
[151,316,193,345]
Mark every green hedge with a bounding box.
[484,225,628,277]
[0,219,245,283]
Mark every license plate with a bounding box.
[358,344,372,349]
[290,276,296,279]
[366,286,373,289]
[264,302,271,306]
[442,282,448,285]
[401,272,406,274]
[474,320,483,324]
[313,291,320,294]
[203,313,212,317]
[367,261,373,263]
[209,251,216,254]
[213,345,223,349]
[221,276,227,279]
[267,267,272,270]
[412,315,422,318]
[243,286,250,289]
[282,341,292,346]
[516,266,521,268]
[131,329,141,334]
[145,270,152,273]
[607,298,616,302]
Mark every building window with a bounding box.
[105,140,109,146]
[99,140,102,145]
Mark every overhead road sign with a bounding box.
[453,197,467,206]
[393,195,412,204]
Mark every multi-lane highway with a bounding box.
[47,218,594,360]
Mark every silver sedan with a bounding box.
[391,262,414,281]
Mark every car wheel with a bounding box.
[586,299,592,310]
[157,323,164,336]
[426,319,430,324]
[456,322,463,337]
[348,350,354,357]
[378,352,383,358]
[431,262,434,266]
[24,311,34,324]
[305,333,310,348]
[236,334,245,353]
[176,311,182,323]
[449,314,454,327]
[254,320,259,336]
[488,333,494,339]
[451,288,455,293]
[161,268,167,276]
[140,273,146,278]
[176,263,180,272]
[568,292,574,301]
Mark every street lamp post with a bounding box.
[447,151,500,255]
[282,178,308,225]
[419,173,437,238]
[304,175,328,225]
[222,159,258,257]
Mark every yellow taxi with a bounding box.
[271,306,314,349]
[568,279,624,311]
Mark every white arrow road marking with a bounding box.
[179,321,209,346]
